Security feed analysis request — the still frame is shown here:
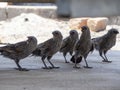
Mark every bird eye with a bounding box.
[72,32,75,34]
[113,30,119,34]
[81,26,88,30]
[70,32,75,35]
[55,32,58,34]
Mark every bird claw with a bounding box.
[73,66,80,69]
[42,66,60,69]
[83,66,93,69]
[65,61,69,63]
[52,66,60,69]
[21,68,29,71]
[102,60,112,63]
[48,66,53,69]
[42,67,51,69]
[15,68,29,71]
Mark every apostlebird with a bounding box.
[70,40,94,64]
[0,36,37,71]
[60,30,79,63]
[92,28,119,63]
[32,30,63,69]
[71,26,93,68]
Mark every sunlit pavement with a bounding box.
[0,50,120,90]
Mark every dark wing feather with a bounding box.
[70,55,82,64]
[33,38,53,56]
[14,41,29,53]
[0,40,28,54]
[60,37,69,51]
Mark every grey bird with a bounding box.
[0,36,37,71]
[32,30,63,69]
[60,30,79,63]
[72,26,93,69]
[70,40,94,64]
[92,28,119,63]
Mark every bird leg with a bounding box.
[47,56,60,69]
[83,58,92,69]
[99,51,106,62]
[41,56,51,69]
[103,51,112,63]
[83,54,92,68]
[63,53,69,63]
[73,56,80,69]
[15,60,29,71]
[73,64,80,69]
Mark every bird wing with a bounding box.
[92,36,105,50]
[37,38,54,53]
[0,39,29,54]
[0,45,15,53]
[14,40,29,53]
[60,37,69,51]
[75,40,81,50]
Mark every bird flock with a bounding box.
[0,26,119,71]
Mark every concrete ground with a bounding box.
[0,50,120,90]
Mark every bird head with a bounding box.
[81,26,89,32]
[27,36,37,43]
[70,30,78,35]
[52,30,63,39]
[27,36,35,39]
[108,28,119,34]
[69,30,79,39]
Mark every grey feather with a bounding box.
[92,28,119,62]
[32,30,63,69]
[60,30,79,63]
[0,36,37,71]
[72,26,92,68]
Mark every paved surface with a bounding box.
[0,50,120,90]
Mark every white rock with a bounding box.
[87,17,108,32]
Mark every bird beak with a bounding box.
[70,32,74,35]
[114,31,119,34]
[117,31,119,34]
[80,27,84,32]
[27,36,32,38]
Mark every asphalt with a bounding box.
[0,50,120,90]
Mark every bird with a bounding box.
[71,26,93,69]
[92,28,119,63]
[70,39,94,64]
[32,30,63,69]
[60,30,79,63]
[0,36,37,71]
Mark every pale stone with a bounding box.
[0,6,57,21]
[69,18,89,30]
[87,17,108,32]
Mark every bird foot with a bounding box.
[42,67,52,69]
[15,68,29,71]
[52,66,60,69]
[42,66,60,69]
[73,66,80,69]
[102,60,112,63]
[83,66,93,69]
[65,61,69,63]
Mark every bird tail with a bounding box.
[91,38,99,50]
[0,48,2,52]
[32,48,41,56]
[89,41,95,53]
[0,43,10,52]
[0,47,5,53]
[0,43,10,45]
[70,55,82,64]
